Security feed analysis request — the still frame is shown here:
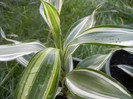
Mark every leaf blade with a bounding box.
[14,48,60,99]
[40,1,62,49]
[117,65,133,77]
[77,52,112,70]
[66,68,132,99]
[0,42,44,61]
[64,10,96,48]
[64,25,133,62]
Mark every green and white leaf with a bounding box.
[77,52,112,70]
[16,53,34,67]
[46,0,64,13]
[117,65,133,77]
[0,27,19,44]
[64,10,96,48]
[40,0,63,15]
[0,27,43,67]
[40,0,62,49]
[64,25,133,61]
[66,68,132,99]
[0,42,44,61]
[122,47,133,54]
[65,55,73,73]
[55,87,62,97]
[14,48,60,99]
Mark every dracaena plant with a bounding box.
[0,0,133,99]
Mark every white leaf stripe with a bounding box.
[0,42,44,61]
[20,50,49,99]
[41,1,62,49]
[117,65,133,77]
[77,52,113,70]
[0,27,37,67]
[70,27,133,47]
[14,50,43,99]
[43,49,60,98]
[41,0,63,13]
[64,26,133,62]
[0,27,19,44]
[66,69,132,99]
[65,55,73,73]
[64,10,96,48]
[14,48,60,99]
[40,3,50,27]
[16,53,34,67]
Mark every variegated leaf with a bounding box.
[77,52,112,70]
[0,27,19,44]
[0,27,44,67]
[122,47,133,54]
[0,42,44,61]
[65,55,73,73]
[117,65,133,77]
[40,1,62,49]
[64,25,133,62]
[16,53,35,67]
[14,48,60,99]
[64,10,96,48]
[66,68,132,99]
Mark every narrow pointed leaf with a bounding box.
[0,42,44,61]
[0,27,19,44]
[77,52,112,70]
[40,0,63,15]
[0,27,44,67]
[64,25,133,61]
[64,10,96,48]
[123,47,133,54]
[64,2,104,48]
[66,68,132,99]
[14,48,60,99]
[117,65,133,77]
[40,1,62,49]
[46,0,64,13]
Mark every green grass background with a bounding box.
[0,0,133,98]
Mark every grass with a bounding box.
[0,0,133,98]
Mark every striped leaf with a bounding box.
[40,0,63,15]
[77,52,112,70]
[0,27,44,67]
[0,27,19,44]
[16,53,35,67]
[117,65,133,77]
[14,48,60,99]
[64,25,133,61]
[123,47,133,54]
[40,1,62,49]
[63,2,104,48]
[66,68,132,99]
[65,55,73,73]
[64,10,96,48]
[0,42,44,61]
[44,0,63,13]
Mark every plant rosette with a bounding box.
[0,0,133,99]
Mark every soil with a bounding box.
[110,50,133,93]
[55,95,67,99]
